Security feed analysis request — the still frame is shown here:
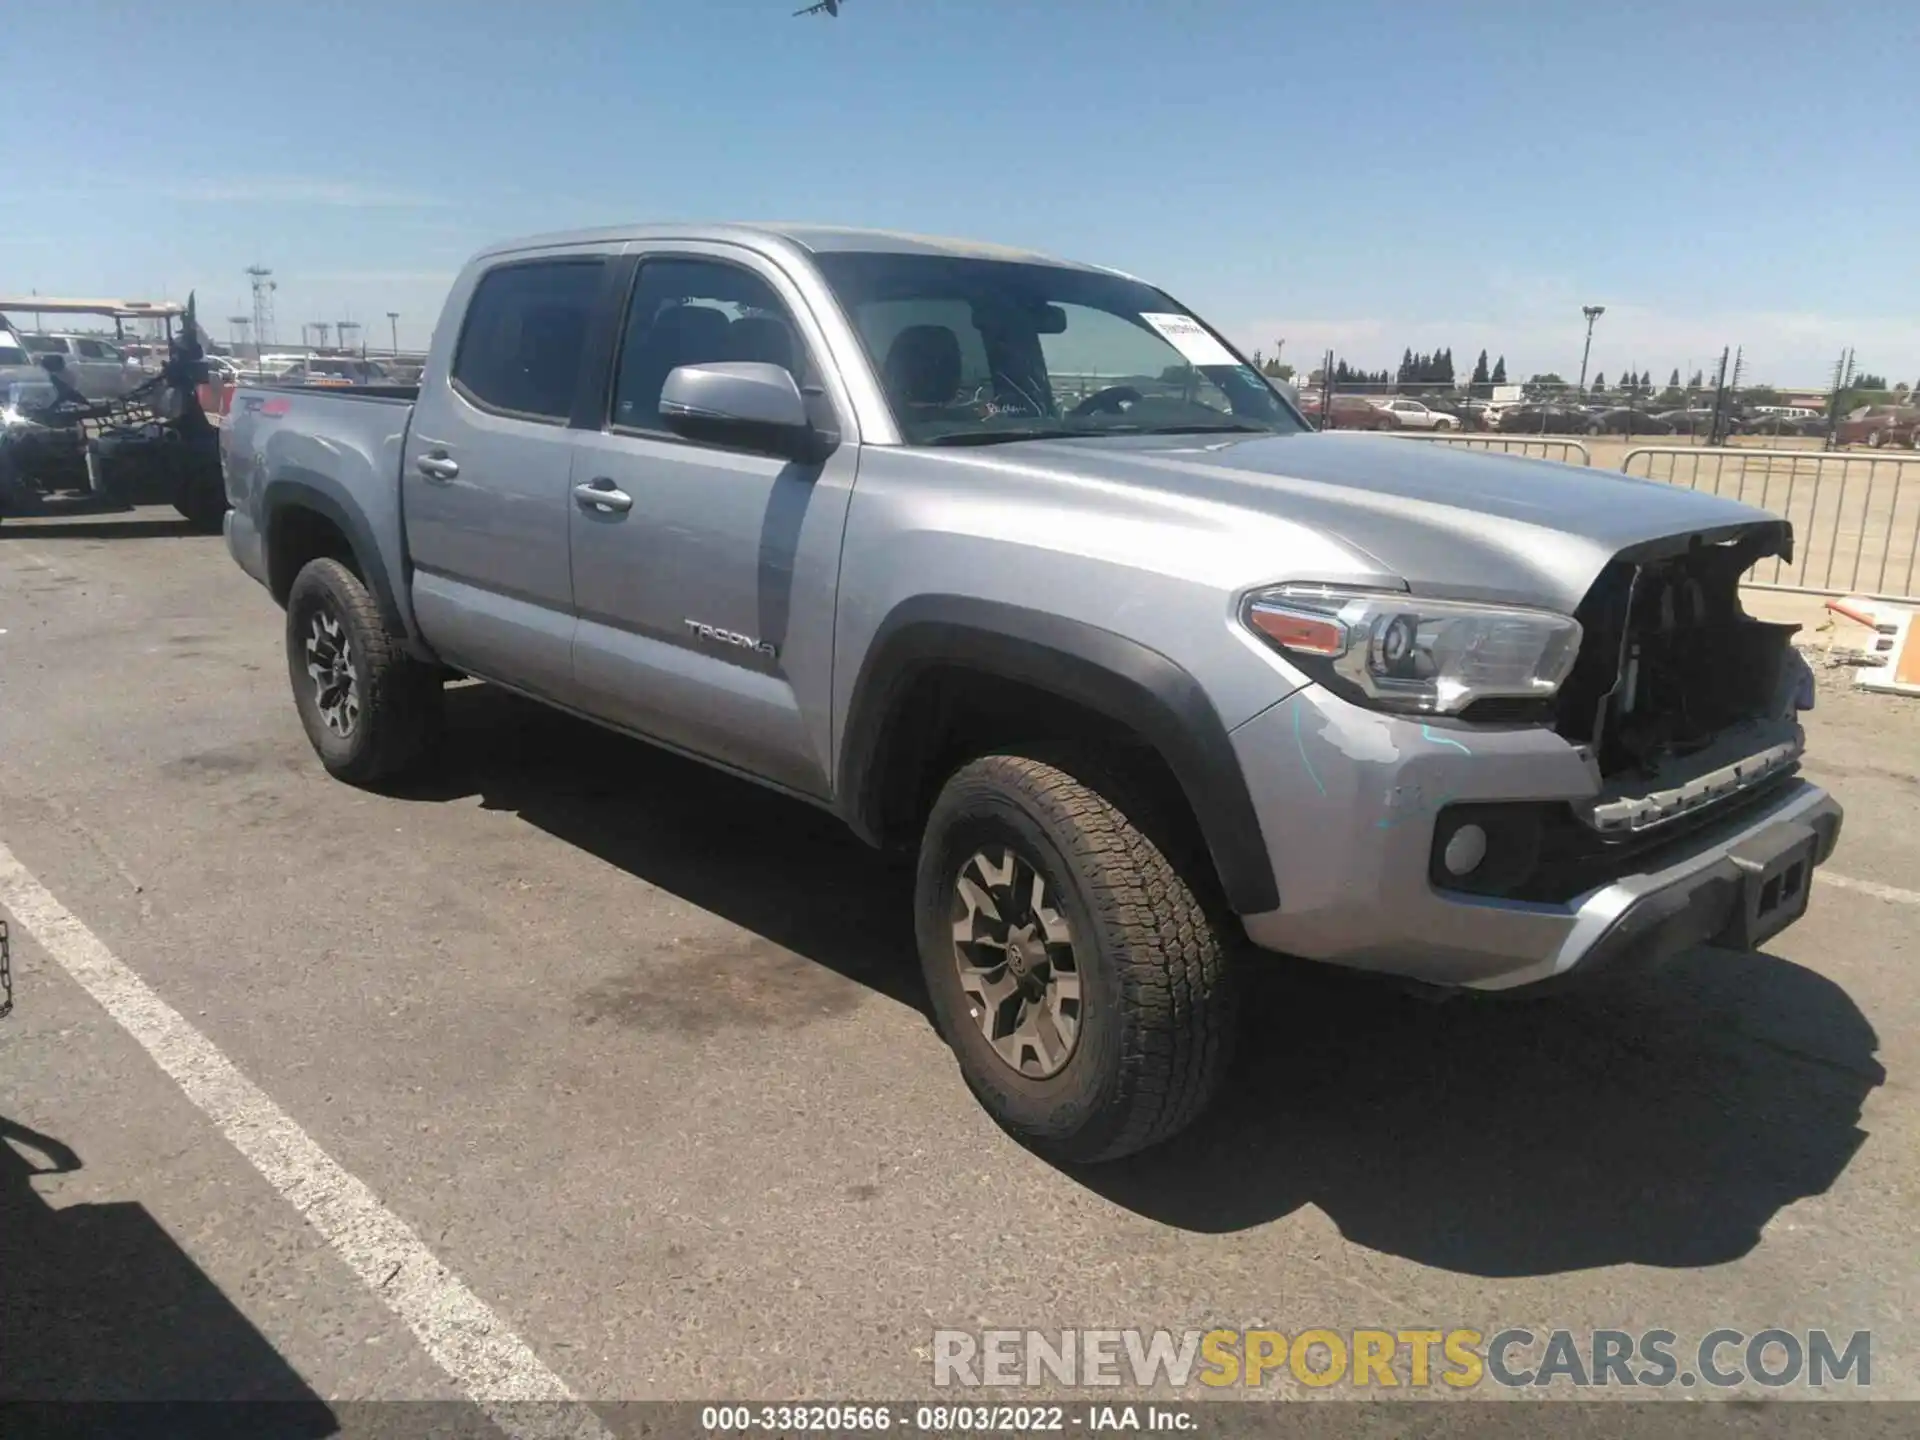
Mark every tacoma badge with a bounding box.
[684,619,778,660]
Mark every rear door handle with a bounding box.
[573,479,633,514]
[415,453,459,481]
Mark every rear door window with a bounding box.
[452,259,606,422]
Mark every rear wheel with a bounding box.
[285,558,440,785]
[1867,430,1884,448]
[914,752,1237,1164]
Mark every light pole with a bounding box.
[387,312,400,356]
[1577,305,1605,394]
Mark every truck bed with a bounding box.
[220,383,419,640]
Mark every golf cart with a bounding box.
[0,294,226,530]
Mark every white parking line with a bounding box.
[0,840,612,1440]
[1821,871,1920,906]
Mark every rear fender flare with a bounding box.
[261,476,414,646]
[838,596,1279,915]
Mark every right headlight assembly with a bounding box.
[1242,584,1583,716]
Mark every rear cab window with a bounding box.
[451,259,606,422]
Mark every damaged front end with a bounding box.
[1555,520,1812,832]
[1432,520,1823,907]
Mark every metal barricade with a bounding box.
[1394,433,1592,465]
[1621,447,1920,601]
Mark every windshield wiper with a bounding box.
[1130,422,1274,435]
[922,427,1097,447]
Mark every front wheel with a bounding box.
[285,558,440,786]
[1867,430,1884,448]
[914,753,1237,1164]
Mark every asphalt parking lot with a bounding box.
[2,509,1917,1430]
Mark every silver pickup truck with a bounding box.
[222,223,1842,1161]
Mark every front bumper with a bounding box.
[1230,685,1843,990]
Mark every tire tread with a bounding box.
[932,752,1236,1162]
[287,557,436,785]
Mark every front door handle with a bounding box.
[415,453,459,482]
[573,479,633,514]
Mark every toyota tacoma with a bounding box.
[221,224,1842,1161]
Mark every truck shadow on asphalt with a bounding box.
[1081,952,1884,1274]
[0,1115,339,1433]
[404,683,929,1016]
[410,684,1884,1278]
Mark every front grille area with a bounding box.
[1430,770,1801,905]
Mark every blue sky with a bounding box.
[3,0,1915,383]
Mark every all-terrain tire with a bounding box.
[914,752,1237,1164]
[285,557,440,786]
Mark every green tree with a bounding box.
[1591,371,1607,394]
[1471,349,1491,386]
[1668,367,1681,390]
[1491,355,1507,384]
[1270,362,1295,381]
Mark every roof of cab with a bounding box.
[472,223,1105,272]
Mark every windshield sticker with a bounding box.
[1140,312,1239,367]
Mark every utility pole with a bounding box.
[1577,305,1605,393]
[387,311,400,355]
[1823,348,1856,452]
[1712,347,1743,445]
[246,265,276,352]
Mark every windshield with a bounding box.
[22,336,70,355]
[812,251,1304,445]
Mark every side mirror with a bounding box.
[659,361,828,461]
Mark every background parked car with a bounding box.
[1652,407,1719,434]
[1497,402,1592,434]
[1835,404,1920,448]
[1300,394,1398,430]
[1589,407,1675,435]
[16,333,137,398]
[1737,412,1827,437]
[271,356,392,387]
[1378,397,1458,430]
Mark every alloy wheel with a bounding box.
[304,608,360,738]
[949,846,1083,1078]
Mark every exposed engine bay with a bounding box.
[1555,523,1814,833]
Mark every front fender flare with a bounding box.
[838,595,1279,915]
